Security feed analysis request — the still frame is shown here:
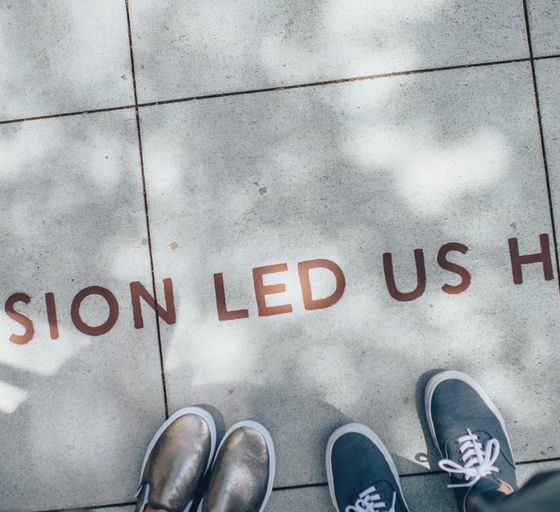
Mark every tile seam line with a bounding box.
[0,104,136,125]
[124,0,170,418]
[534,53,560,61]
[137,57,532,108]
[8,55,560,126]
[522,0,560,291]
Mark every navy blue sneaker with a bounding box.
[425,371,518,512]
[326,423,410,512]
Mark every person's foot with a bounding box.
[326,423,411,512]
[425,370,518,512]
[135,407,217,512]
[198,420,276,512]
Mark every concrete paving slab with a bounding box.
[129,0,529,103]
[141,60,560,489]
[0,0,134,122]
[527,0,560,56]
[0,111,166,511]
[535,58,560,243]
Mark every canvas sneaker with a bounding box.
[326,423,411,512]
[425,370,518,512]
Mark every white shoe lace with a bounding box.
[438,429,501,488]
[345,486,397,512]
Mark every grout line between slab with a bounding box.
[523,0,560,290]
[0,104,136,125]
[517,456,560,466]
[6,55,560,127]
[534,53,560,61]
[274,481,330,492]
[136,57,531,108]
[125,0,170,418]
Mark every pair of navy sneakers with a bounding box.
[327,371,517,512]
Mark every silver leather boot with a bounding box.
[198,420,276,512]
[135,407,217,512]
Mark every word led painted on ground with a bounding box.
[2,234,555,345]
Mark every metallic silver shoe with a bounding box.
[135,407,217,512]
[198,420,276,512]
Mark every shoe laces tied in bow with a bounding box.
[346,486,397,512]
[438,429,501,488]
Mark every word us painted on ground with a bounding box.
[3,234,556,345]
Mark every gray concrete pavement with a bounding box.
[1,1,559,510]
[142,62,560,488]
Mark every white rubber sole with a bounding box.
[197,420,276,512]
[138,406,218,512]
[424,370,513,457]
[326,423,411,512]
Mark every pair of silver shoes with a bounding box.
[134,407,276,512]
